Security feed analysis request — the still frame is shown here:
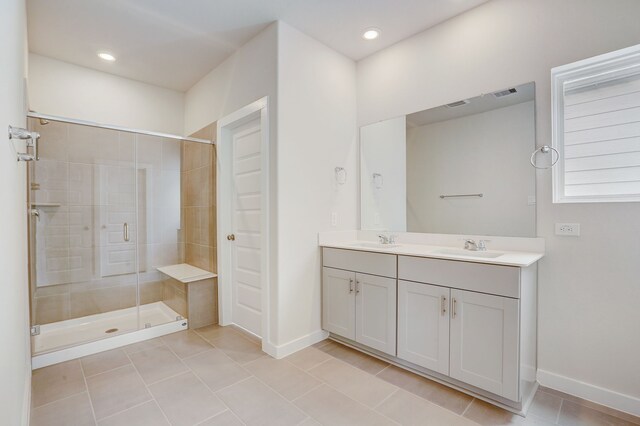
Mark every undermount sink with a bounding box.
[352,242,401,249]
[432,249,504,258]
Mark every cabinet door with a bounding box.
[450,289,520,401]
[355,273,396,355]
[397,281,450,374]
[322,267,356,340]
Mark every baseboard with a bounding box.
[537,369,640,417]
[22,363,31,426]
[264,329,329,359]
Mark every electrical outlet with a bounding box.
[555,223,580,236]
[331,212,338,227]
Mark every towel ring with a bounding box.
[530,145,559,169]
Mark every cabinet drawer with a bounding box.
[323,248,397,278]
[398,256,520,298]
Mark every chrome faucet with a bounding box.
[464,239,487,251]
[378,233,397,244]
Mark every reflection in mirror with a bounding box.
[360,82,536,237]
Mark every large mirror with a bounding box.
[360,82,536,237]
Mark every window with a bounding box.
[552,44,640,203]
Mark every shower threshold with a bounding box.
[32,301,187,369]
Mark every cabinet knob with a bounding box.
[227,234,236,241]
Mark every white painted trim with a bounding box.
[551,43,640,204]
[263,329,329,359]
[22,365,31,426]
[216,97,271,347]
[522,365,537,384]
[538,369,640,417]
[32,320,187,369]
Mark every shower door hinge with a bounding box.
[31,325,40,336]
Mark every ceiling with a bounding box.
[407,82,535,127]
[27,0,487,92]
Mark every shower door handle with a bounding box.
[123,223,130,242]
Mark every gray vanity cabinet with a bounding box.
[449,288,520,401]
[322,247,537,410]
[322,248,397,356]
[322,267,356,340]
[354,272,396,355]
[398,255,525,402]
[397,280,450,375]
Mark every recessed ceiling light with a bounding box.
[98,52,116,62]
[362,28,380,40]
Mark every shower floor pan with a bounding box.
[32,301,187,369]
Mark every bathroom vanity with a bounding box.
[319,237,543,414]
[331,80,544,413]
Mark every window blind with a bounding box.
[552,44,640,203]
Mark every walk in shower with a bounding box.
[26,114,215,367]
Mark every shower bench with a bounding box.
[157,264,218,329]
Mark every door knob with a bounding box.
[227,234,236,241]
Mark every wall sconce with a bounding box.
[335,167,347,185]
[373,172,383,189]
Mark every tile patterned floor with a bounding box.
[30,327,640,426]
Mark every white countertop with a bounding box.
[157,263,217,283]
[320,240,544,267]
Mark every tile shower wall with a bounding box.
[182,123,216,273]
[29,119,183,325]
[163,123,218,326]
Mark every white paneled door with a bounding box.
[230,118,263,337]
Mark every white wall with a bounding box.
[28,54,185,135]
[276,22,357,347]
[0,0,31,424]
[183,23,278,136]
[360,116,406,231]
[357,0,640,414]
[407,101,535,237]
[184,23,281,344]
[185,21,357,353]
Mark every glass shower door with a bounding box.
[135,134,185,329]
[28,117,193,357]
[28,118,140,353]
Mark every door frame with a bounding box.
[217,97,270,346]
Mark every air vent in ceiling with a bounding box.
[445,99,470,108]
[493,87,518,98]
